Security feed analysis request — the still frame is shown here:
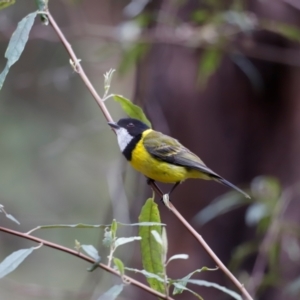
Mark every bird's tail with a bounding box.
[217,177,250,199]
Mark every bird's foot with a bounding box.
[160,193,171,209]
[146,178,154,185]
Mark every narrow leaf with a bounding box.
[26,223,109,234]
[0,0,15,10]
[81,245,100,260]
[5,214,20,225]
[114,236,141,248]
[161,227,168,264]
[113,95,152,128]
[0,247,37,279]
[98,284,124,300]
[111,219,118,239]
[187,279,242,300]
[172,282,204,300]
[0,205,20,225]
[0,12,37,89]
[125,267,165,283]
[167,254,189,264]
[119,222,166,227]
[173,267,218,294]
[113,258,125,276]
[138,198,165,293]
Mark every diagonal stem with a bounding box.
[46,9,253,300]
[0,226,174,300]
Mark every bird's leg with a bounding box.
[168,182,180,196]
[160,181,181,205]
[146,178,164,197]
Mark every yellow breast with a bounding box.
[130,130,199,183]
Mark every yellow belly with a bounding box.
[130,139,201,183]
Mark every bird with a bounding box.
[108,118,250,200]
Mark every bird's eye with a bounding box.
[127,123,134,128]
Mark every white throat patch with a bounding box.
[115,127,134,152]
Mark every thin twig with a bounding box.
[46,11,112,123]
[0,226,174,300]
[149,182,253,300]
[169,204,252,300]
[45,8,253,300]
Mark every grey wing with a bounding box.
[143,131,220,178]
[144,131,250,198]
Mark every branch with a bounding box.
[45,8,253,300]
[0,226,174,300]
[149,182,253,300]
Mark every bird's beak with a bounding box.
[108,122,120,129]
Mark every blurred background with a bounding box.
[0,0,300,299]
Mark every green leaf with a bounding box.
[111,219,118,239]
[172,282,204,300]
[113,95,152,128]
[113,258,125,276]
[138,198,165,293]
[118,43,148,75]
[0,12,37,89]
[187,279,242,300]
[0,247,37,278]
[125,267,165,283]
[115,236,141,248]
[98,284,124,300]
[173,267,218,294]
[167,254,189,264]
[0,0,15,10]
[198,47,222,86]
[81,245,101,261]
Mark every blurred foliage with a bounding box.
[0,0,15,10]
[1,0,300,299]
[194,175,296,296]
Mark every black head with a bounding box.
[115,118,150,136]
